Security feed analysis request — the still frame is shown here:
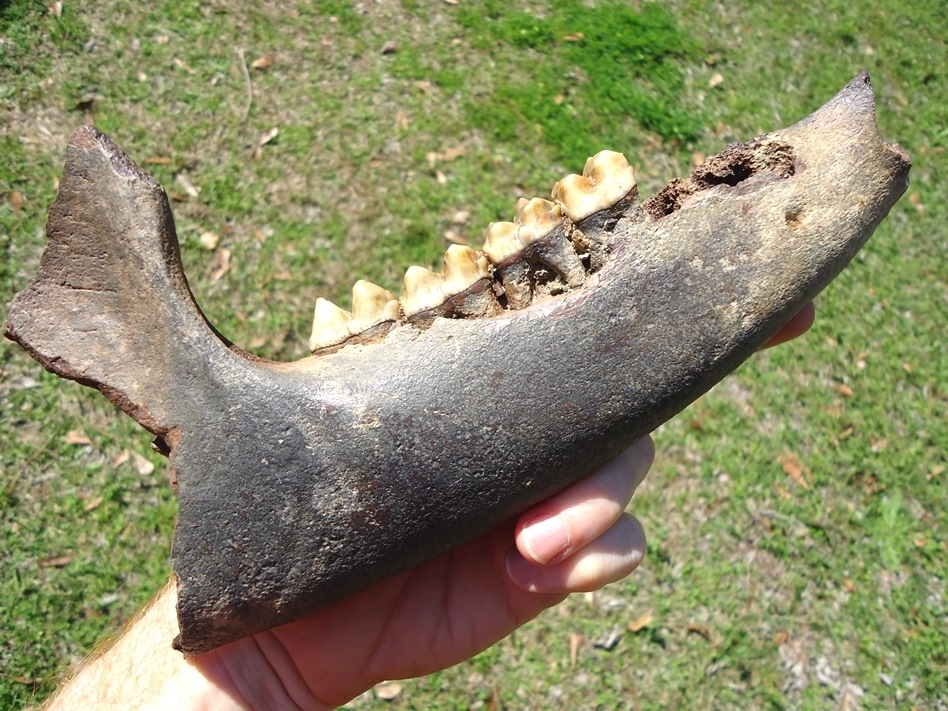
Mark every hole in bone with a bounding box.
[643,138,796,219]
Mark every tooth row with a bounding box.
[551,150,636,223]
[310,150,637,352]
[308,280,400,352]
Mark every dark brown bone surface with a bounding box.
[4,74,910,655]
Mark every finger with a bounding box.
[515,436,654,566]
[506,513,647,593]
[762,302,815,349]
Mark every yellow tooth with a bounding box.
[514,197,564,244]
[349,280,400,333]
[401,265,446,317]
[482,221,522,264]
[309,298,352,351]
[551,150,636,222]
[442,245,490,297]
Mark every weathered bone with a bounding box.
[3,74,909,656]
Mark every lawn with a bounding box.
[1,0,945,708]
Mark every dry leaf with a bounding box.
[373,681,403,701]
[251,55,275,70]
[779,451,810,489]
[9,190,23,217]
[628,613,653,632]
[49,2,62,19]
[435,170,447,185]
[145,156,171,165]
[131,451,155,476]
[835,383,854,397]
[112,450,131,468]
[175,173,200,198]
[443,147,464,161]
[199,231,220,250]
[569,632,583,667]
[136,69,148,82]
[84,495,104,512]
[709,72,724,88]
[451,210,470,225]
[395,110,409,129]
[380,40,399,55]
[39,554,73,568]
[563,32,584,41]
[691,151,706,167]
[686,624,712,642]
[773,630,790,646]
[210,247,232,282]
[928,465,945,482]
[259,127,280,146]
[842,577,856,593]
[443,229,467,245]
[65,429,92,446]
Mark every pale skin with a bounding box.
[45,307,815,711]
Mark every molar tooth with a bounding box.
[349,280,400,333]
[401,266,447,317]
[442,245,490,297]
[309,298,353,352]
[482,221,522,265]
[551,150,636,222]
[514,198,565,244]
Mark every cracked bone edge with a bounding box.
[349,280,400,334]
[551,150,636,223]
[310,298,353,352]
[401,266,447,318]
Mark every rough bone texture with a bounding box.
[3,74,910,655]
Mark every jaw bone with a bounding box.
[3,74,910,655]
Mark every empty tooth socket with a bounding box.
[309,298,353,352]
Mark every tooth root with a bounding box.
[349,280,400,333]
[514,198,565,244]
[309,298,353,352]
[401,266,447,317]
[552,150,636,223]
[442,245,490,297]
[482,221,522,265]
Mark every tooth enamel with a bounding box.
[482,221,523,264]
[401,265,447,317]
[349,280,400,333]
[551,150,636,222]
[309,298,353,352]
[514,198,564,244]
[442,245,490,297]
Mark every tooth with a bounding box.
[482,221,522,265]
[551,150,636,222]
[309,298,352,352]
[442,245,490,297]
[401,266,446,317]
[349,280,400,334]
[514,198,564,244]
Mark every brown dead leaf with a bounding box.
[65,429,92,446]
[48,2,62,19]
[250,55,275,70]
[112,450,131,468]
[835,383,854,397]
[628,613,653,632]
[842,577,856,593]
[779,451,810,489]
[131,451,155,476]
[395,110,409,130]
[145,156,171,165]
[199,231,220,250]
[773,630,790,646]
[569,632,583,667]
[563,32,584,41]
[443,229,467,245]
[210,247,232,282]
[175,173,200,198]
[435,170,448,186]
[928,465,945,482]
[708,72,724,88]
[9,190,23,216]
[84,495,104,512]
[381,40,399,55]
[686,624,713,642]
[442,147,464,161]
[39,554,73,568]
[373,681,402,701]
[451,209,470,225]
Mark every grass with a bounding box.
[1,0,945,708]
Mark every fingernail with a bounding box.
[505,547,539,591]
[520,515,570,565]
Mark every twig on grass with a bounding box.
[236,46,253,122]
